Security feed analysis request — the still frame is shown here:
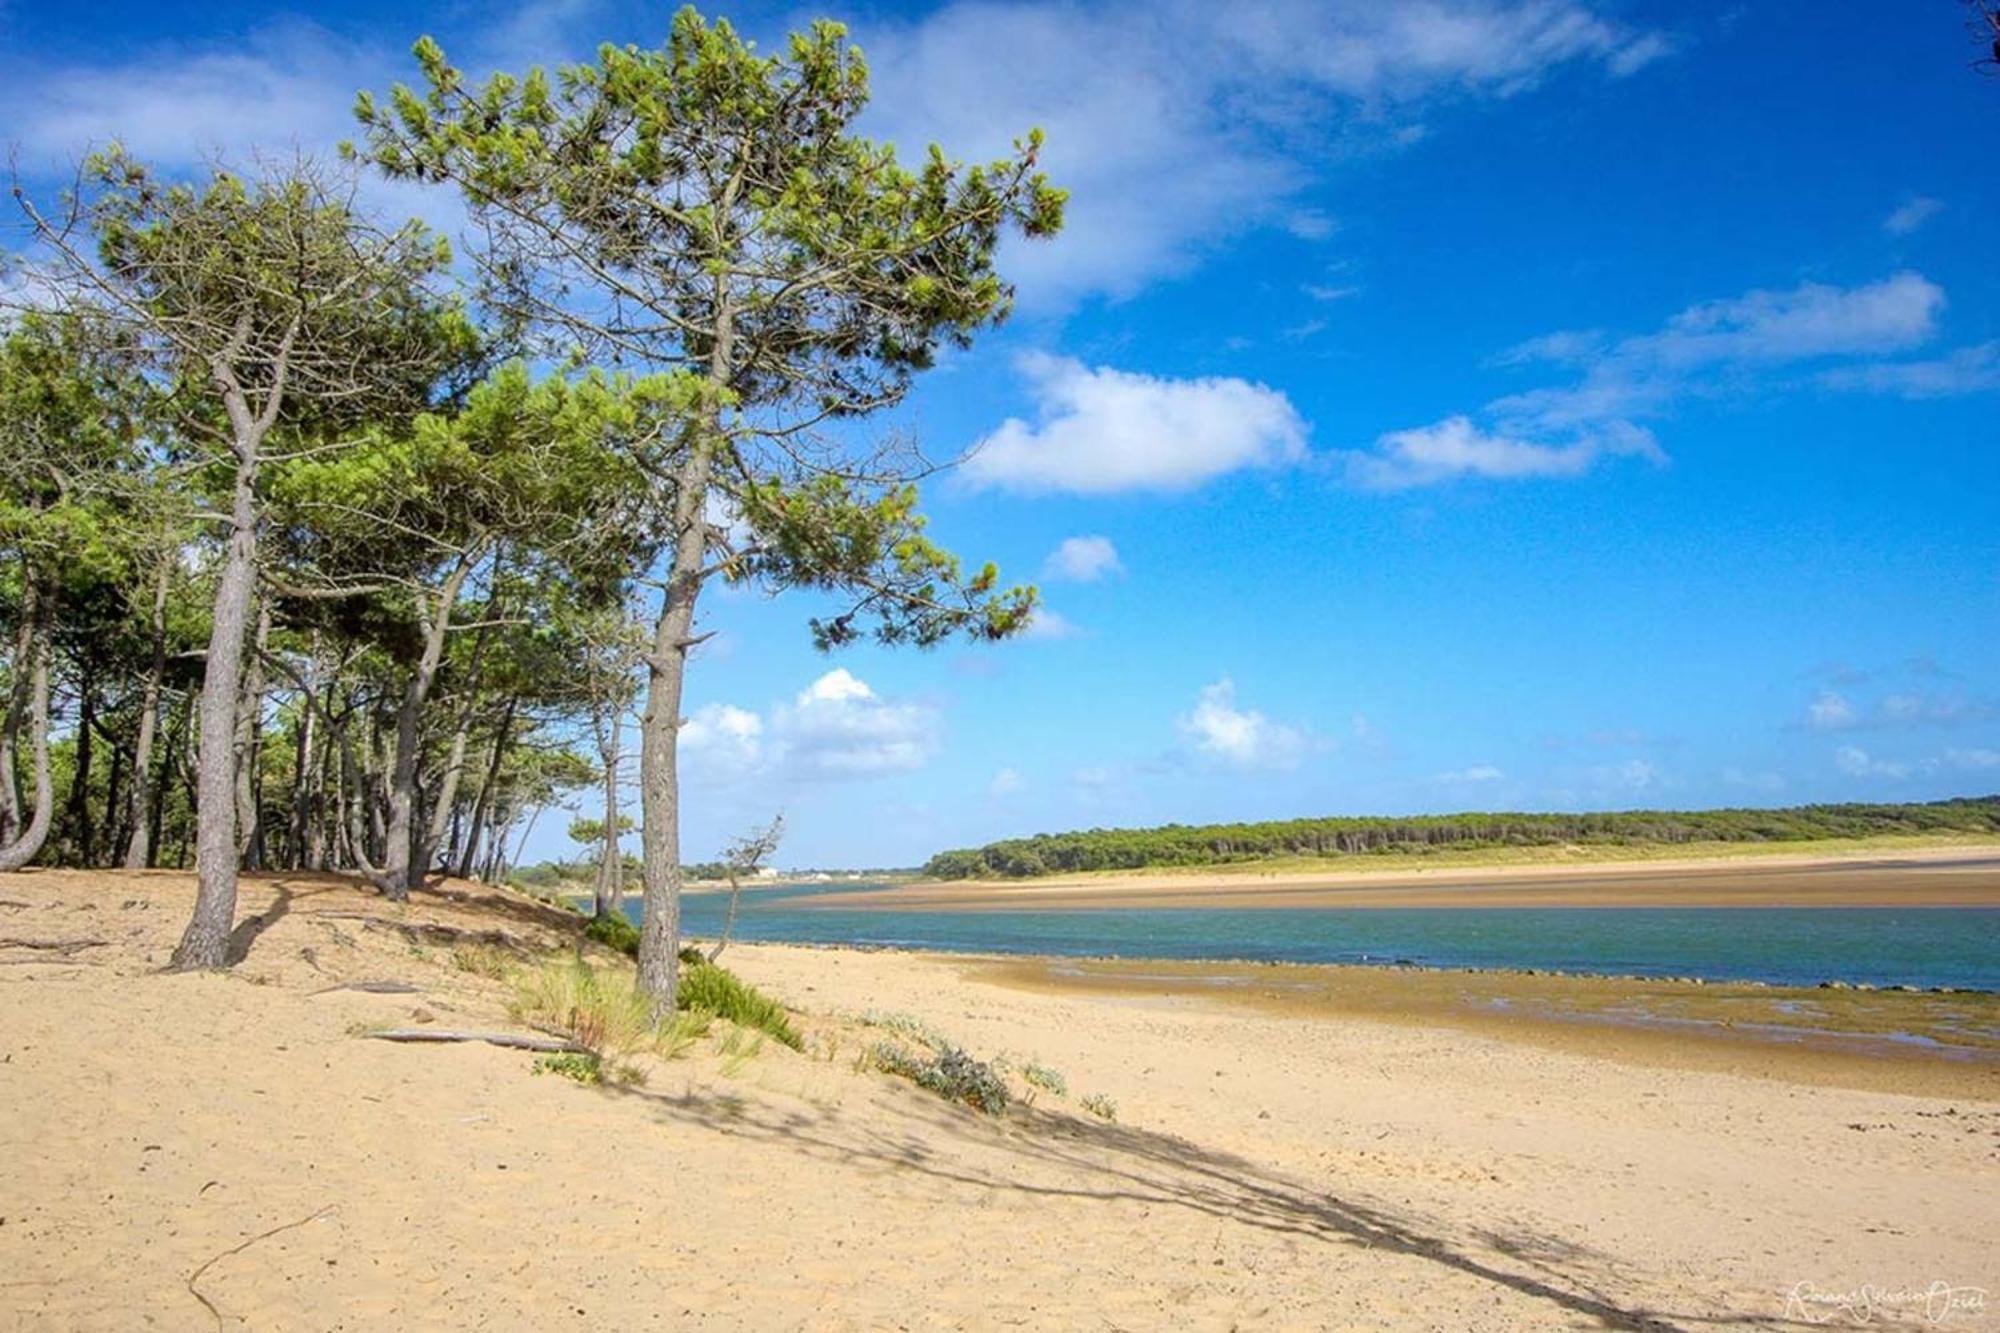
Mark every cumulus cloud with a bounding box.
[680,703,764,777]
[1883,195,1943,236]
[962,353,1309,494]
[681,669,940,784]
[1043,535,1124,582]
[1352,272,1956,488]
[861,1,1670,304]
[1176,678,1306,770]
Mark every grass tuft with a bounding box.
[509,957,658,1059]
[1080,1092,1118,1121]
[1022,1061,1068,1098]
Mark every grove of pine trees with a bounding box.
[0,8,1063,1007]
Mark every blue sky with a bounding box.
[5,2,1996,867]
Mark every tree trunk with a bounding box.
[287,636,319,873]
[62,661,94,864]
[456,698,514,880]
[382,552,475,899]
[420,576,495,883]
[234,601,270,868]
[636,291,733,1010]
[170,435,260,970]
[593,707,623,919]
[0,582,54,873]
[123,549,173,870]
[0,573,31,848]
[635,471,709,1008]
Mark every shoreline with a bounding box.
[795,841,2000,911]
[707,931,1997,996]
[683,938,2000,1101]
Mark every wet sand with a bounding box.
[801,845,2000,911]
[967,953,2000,1102]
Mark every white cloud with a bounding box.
[1177,678,1306,770]
[1577,758,1661,794]
[682,669,940,784]
[1946,748,2000,771]
[1043,535,1124,582]
[1359,272,1952,489]
[861,0,1670,304]
[1303,283,1361,303]
[776,669,939,778]
[1822,342,2000,399]
[1020,607,1083,641]
[3,20,368,171]
[988,767,1024,798]
[681,704,765,777]
[1344,415,1663,489]
[1807,690,1858,732]
[1431,764,1505,783]
[1883,195,1943,236]
[1805,687,1990,732]
[962,353,1309,494]
[1835,745,1911,780]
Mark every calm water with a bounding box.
[626,882,2000,991]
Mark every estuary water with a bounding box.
[626,882,2000,991]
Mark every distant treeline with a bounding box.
[922,798,2000,879]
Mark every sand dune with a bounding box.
[1,870,1992,1330]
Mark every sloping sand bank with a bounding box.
[1,870,1992,1330]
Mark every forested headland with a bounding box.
[922,797,2000,879]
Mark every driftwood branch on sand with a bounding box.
[362,1028,585,1053]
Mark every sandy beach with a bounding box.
[804,843,2000,911]
[2,869,1993,1329]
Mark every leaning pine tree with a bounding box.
[355,7,1065,1007]
[17,154,464,966]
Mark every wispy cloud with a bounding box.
[1822,342,2000,399]
[1882,195,1943,236]
[1345,415,1662,490]
[862,0,1671,303]
[1346,272,1959,488]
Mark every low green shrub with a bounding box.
[871,1041,1010,1115]
[1080,1092,1118,1121]
[532,1051,603,1083]
[678,962,802,1050]
[580,913,708,970]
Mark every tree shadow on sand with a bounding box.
[600,1077,1822,1332]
